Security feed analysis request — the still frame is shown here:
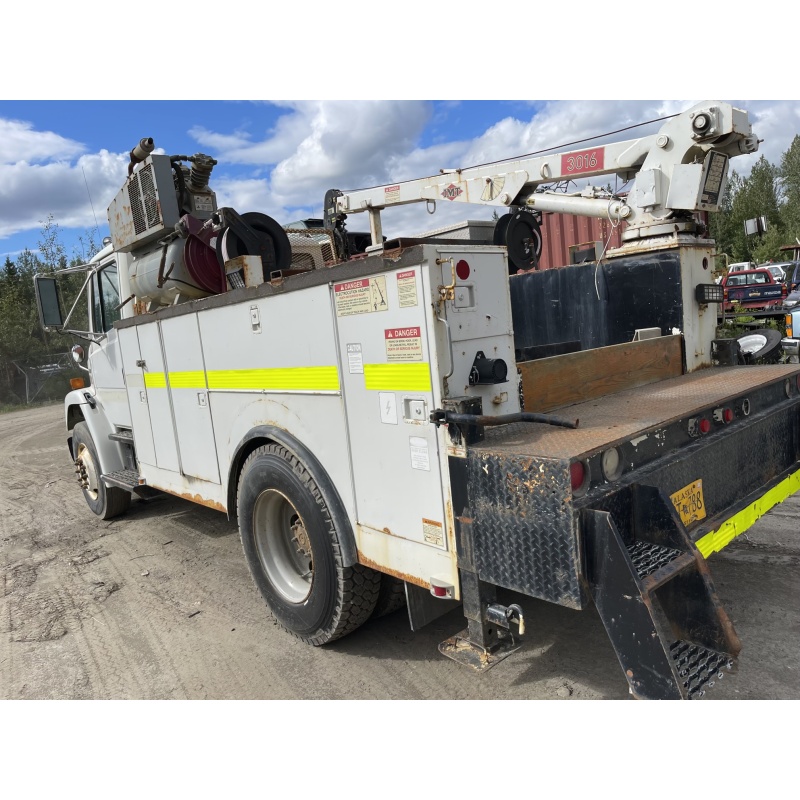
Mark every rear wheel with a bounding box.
[371,574,407,619]
[237,444,380,644]
[72,422,131,520]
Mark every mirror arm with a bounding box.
[61,270,95,331]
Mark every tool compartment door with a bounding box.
[118,326,156,467]
[160,314,221,484]
[334,266,449,554]
[119,322,180,472]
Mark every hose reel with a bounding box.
[493,210,543,274]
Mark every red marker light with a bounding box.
[456,260,471,280]
[723,408,734,424]
[570,461,586,492]
[699,418,712,434]
[431,585,447,597]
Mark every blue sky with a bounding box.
[3,98,799,265]
[1,5,796,266]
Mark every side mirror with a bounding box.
[34,275,65,330]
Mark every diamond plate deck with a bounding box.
[477,364,800,460]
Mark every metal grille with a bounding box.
[670,641,734,699]
[285,228,335,270]
[139,164,160,229]
[627,541,681,578]
[130,171,146,235]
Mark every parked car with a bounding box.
[783,260,800,292]
[784,284,800,310]
[761,263,788,283]
[720,269,787,313]
[727,261,757,274]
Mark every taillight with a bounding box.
[723,289,728,300]
[570,461,589,496]
[783,284,788,297]
[699,418,712,434]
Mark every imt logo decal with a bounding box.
[441,183,463,201]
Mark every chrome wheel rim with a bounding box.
[77,442,99,501]
[738,334,768,355]
[253,489,313,603]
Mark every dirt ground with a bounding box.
[1,403,798,700]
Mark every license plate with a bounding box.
[670,479,707,527]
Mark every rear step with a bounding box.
[583,484,740,700]
[108,429,134,444]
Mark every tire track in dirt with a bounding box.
[2,403,798,700]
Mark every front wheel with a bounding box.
[72,422,131,520]
[237,444,380,645]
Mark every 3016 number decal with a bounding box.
[561,147,605,176]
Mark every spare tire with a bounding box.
[736,328,782,364]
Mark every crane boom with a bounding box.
[325,101,758,252]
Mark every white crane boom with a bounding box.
[327,101,758,248]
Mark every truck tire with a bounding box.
[72,422,131,520]
[371,574,407,618]
[237,444,380,645]
[736,329,782,364]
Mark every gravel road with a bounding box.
[1,403,798,700]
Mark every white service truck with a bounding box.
[35,101,800,699]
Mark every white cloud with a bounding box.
[194,101,432,207]
[0,118,85,164]
[0,149,127,238]
[3,99,800,253]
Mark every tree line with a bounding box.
[0,217,99,406]
[709,134,800,265]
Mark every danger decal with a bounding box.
[385,327,423,362]
[396,270,418,308]
[334,276,388,316]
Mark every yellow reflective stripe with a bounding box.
[143,372,167,389]
[696,467,800,558]
[364,363,432,392]
[168,371,207,389]
[206,367,340,392]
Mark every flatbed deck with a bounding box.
[477,364,800,460]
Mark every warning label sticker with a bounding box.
[410,436,430,471]
[334,276,388,317]
[346,343,363,374]
[385,185,401,203]
[385,327,423,362]
[422,518,444,547]
[397,270,418,308]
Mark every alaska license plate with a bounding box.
[670,479,707,527]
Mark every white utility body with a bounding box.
[34,102,800,699]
